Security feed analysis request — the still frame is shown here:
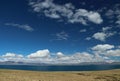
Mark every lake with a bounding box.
[0,65,120,71]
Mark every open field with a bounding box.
[0,69,120,81]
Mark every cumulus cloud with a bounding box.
[1,45,120,64]
[91,44,120,57]
[27,49,50,59]
[68,9,103,25]
[0,49,104,64]
[56,52,65,58]
[92,32,107,41]
[5,23,34,32]
[92,27,116,41]
[2,53,23,58]
[92,44,114,54]
[91,44,120,58]
[106,49,120,56]
[2,53,24,62]
[54,52,98,64]
[29,0,103,25]
[72,52,94,62]
[87,11,103,24]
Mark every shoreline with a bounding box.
[0,68,120,72]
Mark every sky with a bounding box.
[0,0,120,64]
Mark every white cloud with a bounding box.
[92,44,115,55]
[56,52,65,58]
[1,44,120,64]
[92,32,106,41]
[2,53,23,58]
[86,27,115,41]
[80,29,87,33]
[91,44,120,57]
[5,23,34,32]
[92,44,114,51]
[0,49,106,64]
[72,52,94,62]
[54,52,95,64]
[106,49,120,56]
[68,9,103,25]
[2,53,24,62]
[44,11,60,19]
[87,11,103,24]
[29,0,74,19]
[89,44,120,63]
[92,27,116,41]
[29,0,103,25]
[102,27,111,32]
[27,49,50,59]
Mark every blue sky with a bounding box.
[0,0,120,64]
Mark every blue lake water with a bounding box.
[0,65,120,71]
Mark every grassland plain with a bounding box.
[0,69,120,81]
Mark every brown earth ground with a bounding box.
[0,69,120,81]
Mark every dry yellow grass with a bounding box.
[0,69,120,81]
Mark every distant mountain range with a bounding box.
[0,61,120,66]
